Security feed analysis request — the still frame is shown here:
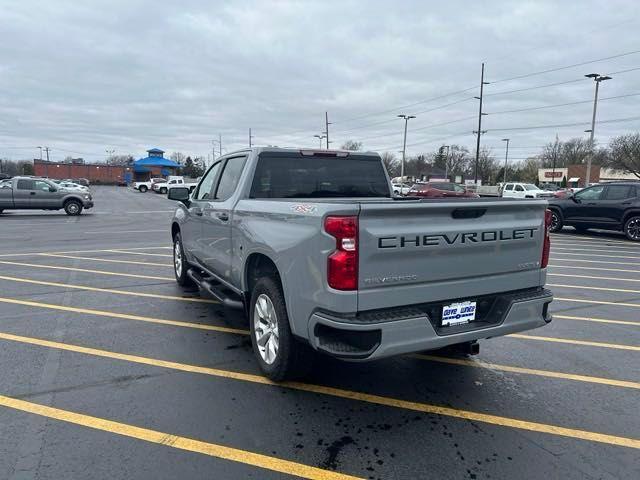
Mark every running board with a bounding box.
[187,268,244,310]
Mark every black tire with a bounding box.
[393,190,399,195]
[249,276,314,381]
[139,185,148,193]
[173,233,194,286]
[624,215,640,242]
[548,209,563,233]
[64,200,83,216]
[160,187,168,194]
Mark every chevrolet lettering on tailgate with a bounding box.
[377,228,538,249]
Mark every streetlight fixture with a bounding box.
[313,134,327,149]
[501,138,510,184]
[398,114,416,181]
[584,73,612,186]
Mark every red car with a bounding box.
[408,182,479,198]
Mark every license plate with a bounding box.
[442,301,477,326]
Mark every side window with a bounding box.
[215,156,248,201]
[0,181,11,189]
[195,161,223,200]
[604,185,631,200]
[17,179,34,190]
[34,181,51,192]
[575,185,605,201]
[504,184,513,191]
[515,185,524,192]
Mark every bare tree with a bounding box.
[471,148,498,184]
[170,152,186,164]
[107,154,134,165]
[381,152,400,178]
[340,140,363,151]
[605,133,640,179]
[520,157,542,183]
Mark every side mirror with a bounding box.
[49,186,57,192]
[168,187,190,206]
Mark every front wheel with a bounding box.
[160,187,168,194]
[139,185,148,193]
[548,209,563,233]
[250,276,313,381]
[173,233,194,286]
[624,216,640,242]
[64,200,83,216]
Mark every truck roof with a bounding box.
[221,147,380,157]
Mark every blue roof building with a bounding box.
[133,148,180,178]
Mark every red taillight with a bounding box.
[324,215,358,290]
[541,209,552,268]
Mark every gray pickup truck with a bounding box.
[0,176,93,215]
[168,148,553,380]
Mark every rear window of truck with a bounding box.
[250,152,390,198]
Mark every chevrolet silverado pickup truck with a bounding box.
[168,148,553,380]
[0,176,93,215]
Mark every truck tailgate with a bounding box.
[357,199,547,311]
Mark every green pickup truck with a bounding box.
[0,176,94,215]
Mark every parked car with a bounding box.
[133,177,165,192]
[391,183,412,196]
[0,176,93,215]
[58,181,91,193]
[502,183,555,199]
[408,182,479,198]
[167,147,552,380]
[547,182,640,241]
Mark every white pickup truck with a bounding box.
[502,183,555,199]
[133,177,165,193]
[152,176,199,194]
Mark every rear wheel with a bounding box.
[139,185,148,192]
[548,209,562,233]
[160,187,168,194]
[64,200,82,216]
[173,233,194,286]
[250,276,314,381]
[624,216,640,242]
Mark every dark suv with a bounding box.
[547,182,640,241]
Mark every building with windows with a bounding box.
[538,165,638,187]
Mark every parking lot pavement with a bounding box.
[0,187,639,479]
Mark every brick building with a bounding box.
[538,165,600,187]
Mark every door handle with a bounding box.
[216,212,229,221]
[30,192,36,195]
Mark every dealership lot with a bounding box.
[0,186,638,479]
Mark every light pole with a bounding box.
[398,114,415,181]
[442,145,450,179]
[584,73,612,186]
[501,138,510,184]
[105,149,115,164]
[37,146,43,161]
[314,134,326,149]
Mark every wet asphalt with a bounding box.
[0,186,638,480]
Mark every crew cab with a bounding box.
[152,176,199,194]
[0,176,93,215]
[502,183,555,199]
[133,177,164,193]
[547,182,640,241]
[168,148,553,380]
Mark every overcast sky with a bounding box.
[1,0,639,163]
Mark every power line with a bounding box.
[354,115,477,143]
[490,49,640,84]
[486,92,640,115]
[485,78,585,97]
[488,115,640,133]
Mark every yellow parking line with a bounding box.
[412,354,640,389]
[509,334,640,352]
[550,236,634,247]
[552,243,640,253]
[549,273,640,283]
[107,249,173,258]
[0,275,217,304]
[39,253,172,267]
[1,331,639,450]
[549,283,640,295]
[556,296,640,308]
[548,264,640,274]
[0,260,174,281]
[0,394,359,480]
[0,297,243,334]
[550,250,640,260]
[0,246,171,258]
[555,314,640,327]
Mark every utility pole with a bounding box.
[314,134,326,149]
[37,146,43,160]
[443,145,450,179]
[474,63,489,184]
[219,134,222,156]
[551,133,558,184]
[44,147,50,162]
[398,114,416,182]
[249,128,254,148]
[584,73,612,186]
[105,149,115,164]
[324,112,331,149]
[501,138,510,184]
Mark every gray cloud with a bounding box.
[1,0,639,163]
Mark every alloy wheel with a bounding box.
[253,294,279,365]
[627,218,640,241]
[174,241,183,277]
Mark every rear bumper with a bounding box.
[307,288,552,360]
